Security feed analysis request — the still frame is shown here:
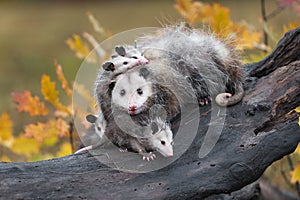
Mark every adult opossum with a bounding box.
[136,24,244,107]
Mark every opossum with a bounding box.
[111,64,196,117]
[74,113,107,154]
[104,110,174,161]
[102,45,148,75]
[95,45,149,121]
[136,24,244,107]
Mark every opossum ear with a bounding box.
[115,46,126,57]
[111,54,118,59]
[150,122,159,134]
[102,62,115,71]
[139,67,150,78]
[109,81,116,90]
[86,114,97,123]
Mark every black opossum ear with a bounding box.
[111,54,118,59]
[86,114,97,123]
[150,122,159,134]
[139,67,150,78]
[102,62,115,71]
[115,46,126,57]
[109,80,116,90]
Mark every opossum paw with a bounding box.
[119,147,128,152]
[198,97,211,106]
[142,152,156,161]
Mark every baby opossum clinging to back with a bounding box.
[102,45,148,75]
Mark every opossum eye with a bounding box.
[131,56,138,59]
[161,140,166,146]
[123,61,128,65]
[171,141,174,146]
[96,126,101,132]
[120,89,126,96]
[137,88,143,95]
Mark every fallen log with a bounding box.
[0,27,299,200]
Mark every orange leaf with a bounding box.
[24,120,58,143]
[12,91,48,116]
[56,118,70,137]
[54,60,72,98]
[0,113,13,142]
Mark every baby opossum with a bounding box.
[74,113,107,154]
[102,45,148,76]
[104,110,174,161]
[136,24,244,107]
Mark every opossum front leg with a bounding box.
[119,147,128,152]
[129,138,156,161]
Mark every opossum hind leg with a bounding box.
[198,96,212,106]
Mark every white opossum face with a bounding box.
[103,56,141,74]
[86,113,106,138]
[125,48,149,65]
[112,70,153,115]
[149,120,174,157]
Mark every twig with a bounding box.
[260,0,268,49]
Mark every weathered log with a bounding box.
[0,27,300,200]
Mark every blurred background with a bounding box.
[0,0,299,196]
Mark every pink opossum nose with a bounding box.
[145,60,149,64]
[128,104,137,111]
[166,153,173,157]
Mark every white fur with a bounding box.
[111,70,153,115]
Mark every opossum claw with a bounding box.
[119,147,128,152]
[199,97,211,106]
[142,152,156,161]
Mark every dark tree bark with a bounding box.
[1,27,300,200]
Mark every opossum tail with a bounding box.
[215,84,244,107]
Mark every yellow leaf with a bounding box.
[283,21,300,34]
[291,164,300,183]
[56,142,72,157]
[12,91,48,116]
[54,60,72,98]
[41,74,59,105]
[0,113,13,142]
[1,155,11,162]
[11,135,41,157]
[66,34,93,60]
[295,106,300,113]
[41,75,71,114]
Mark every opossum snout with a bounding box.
[165,152,173,157]
[128,104,137,111]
